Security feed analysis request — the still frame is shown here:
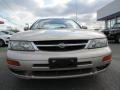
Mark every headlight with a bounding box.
[87,38,108,49]
[8,41,35,51]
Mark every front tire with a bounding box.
[0,39,5,47]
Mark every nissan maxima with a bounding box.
[6,18,112,79]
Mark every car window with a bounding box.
[0,32,6,35]
[112,23,120,29]
[2,31,9,34]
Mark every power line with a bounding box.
[0,0,21,26]
[0,0,13,12]
[1,0,15,11]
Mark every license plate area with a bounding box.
[49,58,77,69]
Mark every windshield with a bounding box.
[0,31,7,35]
[112,23,120,29]
[30,19,80,30]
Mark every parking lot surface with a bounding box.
[0,43,120,90]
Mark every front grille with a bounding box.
[32,68,92,77]
[33,61,92,67]
[33,40,88,52]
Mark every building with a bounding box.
[97,0,120,29]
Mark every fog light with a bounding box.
[102,54,112,62]
[7,59,20,66]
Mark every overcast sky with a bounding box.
[0,0,113,29]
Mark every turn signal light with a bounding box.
[7,59,20,66]
[102,54,112,62]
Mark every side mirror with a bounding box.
[81,26,88,29]
[24,26,29,31]
[24,23,30,31]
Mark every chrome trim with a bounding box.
[31,42,39,51]
[85,40,92,49]
[35,43,87,47]
[36,43,86,47]
[31,65,93,71]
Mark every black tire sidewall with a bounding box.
[0,39,5,47]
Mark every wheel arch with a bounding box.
[0,38,5,44]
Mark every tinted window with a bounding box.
[113,23,120,29]
[1,31,9,34]
[0,32,6,35]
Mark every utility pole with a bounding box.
[75,0,78,22]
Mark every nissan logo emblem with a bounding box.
[58,43,66,48]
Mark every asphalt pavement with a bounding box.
[0,43,120,90]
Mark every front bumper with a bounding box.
[7,47,112,79]
[9,63,110,79]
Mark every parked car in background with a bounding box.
[102,23,120,43]
[0,31,11,47]
[7,18,112,79]
[1,30,15,35]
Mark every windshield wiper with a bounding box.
[36,27,45,29]
[55,26,67,29]
[36,27,67,29]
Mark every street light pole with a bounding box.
[75,0,78,22]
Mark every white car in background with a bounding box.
[1,30,16,35]
[0,31,11,47]
[7,18,112,79]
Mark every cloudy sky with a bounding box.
[0,0,113,29]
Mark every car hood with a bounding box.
[10,29,106,41]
